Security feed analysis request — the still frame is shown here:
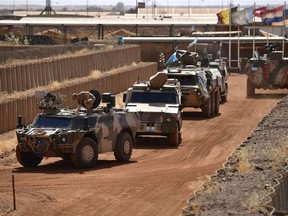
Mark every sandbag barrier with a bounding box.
[0,45,141,93]
[182,95,288,216]
[0,62,157,134]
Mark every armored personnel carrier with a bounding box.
[15,90,140,168]
[245,46,288,97]
[123,72,182,146]
[164,49,225,118]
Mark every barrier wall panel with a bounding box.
[6,67,13,94]
[31,63,37,88]
[0,67,7,92]
[16,64,23,91]
[10,66,17,92]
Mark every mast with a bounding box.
[40,0,56,15]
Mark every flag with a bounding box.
[166,52,178,65]
[254,7,268,17]
[232,6,254,25]
[263,6,284,24]
[254,5,287,25]
[217,6,237,25]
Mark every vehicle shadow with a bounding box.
[135,137,178,149]
[12,159,137,174]
[247,93,287,100]
[182,111,221,121]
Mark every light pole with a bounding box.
[136,0,138,18]
[26,0,28,15]
[188,0,190,17]
[87,0,89,16]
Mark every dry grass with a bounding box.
[270,136,288,164]
[0,130,17,153]
[234,148,253,173]
[241,192,266,212]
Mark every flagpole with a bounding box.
[282,2,286,57]
[267,4,269,45]
[253,2,256,58]
[237,25,240,70]
[229,1,232,68]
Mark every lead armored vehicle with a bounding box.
[16,90,140,168]
[245,45,288,97]
[164,49,225,118]
[123,72,182,146]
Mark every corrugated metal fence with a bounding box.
[0,62,157,134]
[0,45,141,93]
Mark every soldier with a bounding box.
[72,91,96,114]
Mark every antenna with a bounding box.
[40,0,56,15]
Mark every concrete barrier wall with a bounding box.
[0,62,157,134]
[0,45,141,93]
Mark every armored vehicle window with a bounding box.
[167,74,197,85]
[33,116,71,128]
[130,92,177,104]
[70,117,97,130]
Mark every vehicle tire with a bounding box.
[169,124,179,146]
[247,78,255,97]
[202,97,211,118]
[221,83,228,103]
[16,146,43,167]
[71,137,98,168]
[214,89,220,114]
[114,132,133,162]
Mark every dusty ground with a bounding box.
[0,75,287,216]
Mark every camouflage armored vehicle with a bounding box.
[165,49,225,118]
[123,72,182,146]
[245,46,288,97]
[16,90,140,168]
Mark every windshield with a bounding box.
[167,74,197,85]
[33,115,71,128]
[130,92,177,104]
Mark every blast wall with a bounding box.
[0,62,157,134]
[0,45,141,93]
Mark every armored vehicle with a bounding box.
[245,47,288,97]
[16,91,140,168]
[165,49,225,118]
[123,72,182,146]
[209,58,228,102]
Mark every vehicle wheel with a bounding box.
[214,89,220,114]
[16,146,43,167]
[169,124,179,146]
[202,97,211,118]
[247,78,255,97]
[221,83,228,103]
[71,137,98,168]
[114,132,133,162]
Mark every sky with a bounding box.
[0,0,286,7]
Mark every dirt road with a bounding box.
[0,75,287,216]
